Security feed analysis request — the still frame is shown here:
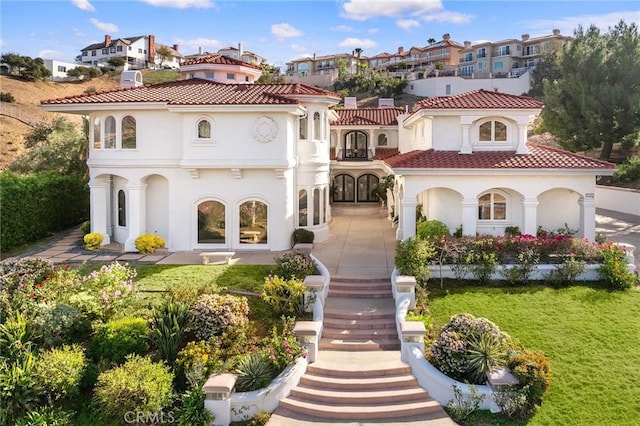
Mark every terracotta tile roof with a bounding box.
[414,89,543,110]
[180,54,263,70]
[384,143,616,170]
[331,108,405,126]
[41,79,340,106]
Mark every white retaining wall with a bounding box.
[596,185,640,216]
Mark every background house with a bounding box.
[78,34,182,70]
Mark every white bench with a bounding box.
[199,251,235,265]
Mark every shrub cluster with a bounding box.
[416,220,450,240]
[135,234,165,254]
[272,252,315,280]
[262,275,307,316]
[292,228,314,244]
[394,237,436,285]
[189,294,249,341]
[83,232,103,251]
[35,344,86,402]
[89,317,150,365]
[0,171,88,252]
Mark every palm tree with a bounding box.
[353,48,363,74]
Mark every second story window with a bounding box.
[344,131,368,160]
[479,120,507,142]
[82,51,88,56]
[117,46,123,52]
[226,73,235,80]
[299,116,308,139]
[463,52,473,62]
[110,47,116,53]
[122,116,136,149]
[102,48,108,54]
[104,116,116,149]
[92,50,97,56]
[206,72,214,79]
[93,117,101,149]
[497,46,511,56]
[477,47,486,58]
[197,119,212,139]
[313,112,321,139]
[377,134,388,146]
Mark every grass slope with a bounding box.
[428,284,640,425]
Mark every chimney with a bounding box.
[464,41,471,48]
[238,43,243,58]
[313,53,316,60]
[104,34,111,46]
[173,44,179,53]
[148,35,156,65]
[521,34,530,41]
[442,33,450,41]
[198,46,202,55]
[552,28,561,35]
[398,46,404,54]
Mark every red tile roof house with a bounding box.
[40,60,614,252]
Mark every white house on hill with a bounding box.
[40,60,614,252]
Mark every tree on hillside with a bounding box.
[1,52,25,75]
[108,57,126,69]
[8,117,88,176]
[67,66,101,81]
[0,53,50,80]
[542,20,640,160]
[155,45,174,67]
[527,45,562,99]
[257,63,284,83]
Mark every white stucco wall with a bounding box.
[431,116,461,151]
[405,74,531,98]
[596,186,640,216]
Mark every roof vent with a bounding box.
[120,70,143,89]
[344,97,357,109]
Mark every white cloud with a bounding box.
[71,0,95,12]
[368,28,379,34]
[73,28,86,37]
[271,23,303,41]
[141,0,214,9]
[338,37,377,49]
[89,18,118,33]
[174,37,221,51]
[421,11,473,24]
[0,39,5,47]
[290,44,307,52]
[331,25,355,33]
[342,0,442,21]
[37,49,64,59]
[522,10,640,36]
[397,19,420,30]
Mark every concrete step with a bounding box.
[319,338,401,351]
[307,359,411,378]
[328,288,392,298]
[299,372,419,391]
[330,276,391,284]
[278,398,443,420]
[323,317,397,330]
[321,327,397,340]
[324,307,395,320]
[329,281,391,291]
[290,386,430,405]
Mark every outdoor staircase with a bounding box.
[271,277,452,425]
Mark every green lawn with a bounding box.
[428,283,640,425]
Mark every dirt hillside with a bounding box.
[0,75,121,167]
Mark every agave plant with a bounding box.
[234,353,276,392]
[466,332,508,383]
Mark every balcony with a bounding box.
[340,148,373,161]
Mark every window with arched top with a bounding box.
[299,190,308,226]
[313,112,321,139]
[117,190,126,226]
[93,117,101,149]
[197,119,212,139]
[239,200,268,244]
[344,131,368,160]
[122,116,136,149]
[105,116,116,149]
[377,134,388,146]
[197,200,226,244]
[478,192,507,220]
[479,120,508,142]
[313,188,320,225]
[299,116,308,139]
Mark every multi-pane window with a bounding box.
[226,73,235,80]
[479,120,507,142]
[460,65,474,75]
[57,66,66,72]
[102,48,108,54]
[117,46,123,52]
[104,116,116,149]
[463,52,473,62]
[206,72,214,79]
[122,116,136,149]
[494,61,504,71]
[497,46,511,56]
[92,50,97,56]
[477,48,486,58]
[478,193,506,220]
[110,47,116,53]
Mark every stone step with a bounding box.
[329,281,391,291]
[278,398,443,420]
[321,327,398,340]
[299,372,419,391]
[324,307,395,320]
[328,288,392,298]
[331,276,391,283]
[319,338,401,351]
[323,316,397,330]
[290,386,430,405]
[307,359,411,378]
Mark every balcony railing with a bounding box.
[340,148,373,161]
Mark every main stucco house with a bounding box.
[40,58,615,253]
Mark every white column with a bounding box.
[401,199,417,240]
[579,193,597,241]
[124,183,147,252]
[516,124,528,154]
[461,198,477,236]
[88,176,111,245]
[522,197,539,236]
[460,124,472,154]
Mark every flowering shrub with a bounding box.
[262,275,307,316]
[176,340,223,387]
[263,317,306,373]
[35,344,86,401]
[135,234,165,254]
[189,294,249,341]
[428,313,508,384]
[32,302,86,347]
[395,237,436,285]
[507,347,552,416]
[0,257,54,295]
[272,252,315,280]
[598,243,638,290]
[82,262,137,315]
[83,232,103,251]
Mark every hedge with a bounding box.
[1,171,89,251]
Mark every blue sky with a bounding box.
[1,0,638,69]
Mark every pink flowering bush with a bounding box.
[188,294,249,341]
[82,262,137,316]
[263,317,306,373]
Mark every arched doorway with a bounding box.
[357,174,380,202]
[333,174,355,202]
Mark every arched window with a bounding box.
[298,190,308,226]
[323,187,328,223]
[117,190,126,226]
[299,115,308,139]
[344,131,368,160]
[239,200,268,244]
[313,112,321,139]
[313,188,320,225]
[105,116,116,149]
[93,117,101,149]
[333,174,355,202]
[377,134,388,146]
[197,200,226,244]
[478,192,507,220]
[122,116,136,149]
[197,119,212,139]
[357,174,380,202]
[479,120,508,142]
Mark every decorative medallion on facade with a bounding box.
[252,116,278,143]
